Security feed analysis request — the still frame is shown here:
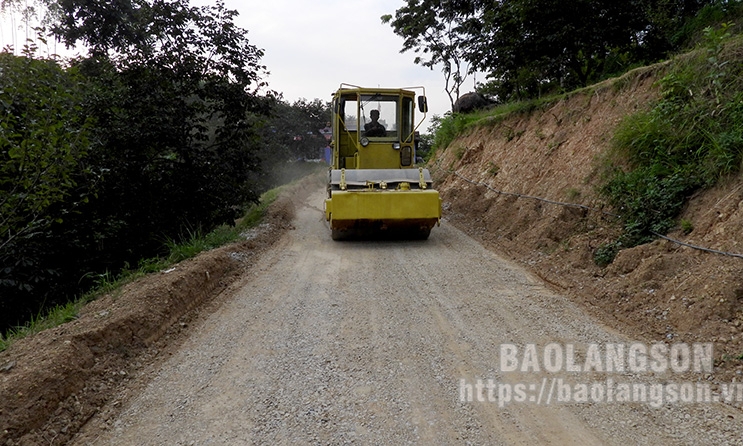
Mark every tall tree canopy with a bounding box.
[382,1,478,110]
[472,0,648,100]
[55,0,271,261]
[267,98,331,160]
[384,0,729,105]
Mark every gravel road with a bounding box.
[73,188,742,445]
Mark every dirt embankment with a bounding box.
[432,66,743,382]
[0,175,319,445]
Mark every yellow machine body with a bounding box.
[324,85,441,240]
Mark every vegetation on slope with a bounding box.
[0,176,324,352]
[597,24,743,265]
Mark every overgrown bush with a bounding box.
[430,113,468,151]
[0,1,275,332]
[0,51,94,327]
[597,23,743,265]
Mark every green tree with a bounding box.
[51,0,150,56]
[253,97,330,188]
[286,98,332,159]
[1,0,273,331]
[0,51,94,327]
[470,0,649,101]
[54,0,271,258]
[383,0,723,103]
[641,0,719,56]
[0,51,91,271]
[382,0,478,110]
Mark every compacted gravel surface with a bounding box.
[73,189,743,445]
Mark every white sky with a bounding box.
[198,0,462,132]
[1,0,474,132]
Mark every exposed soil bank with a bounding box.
[432,66,743,385]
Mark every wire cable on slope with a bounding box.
[451,170,743,260]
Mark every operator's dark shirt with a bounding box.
[364,120,386,137]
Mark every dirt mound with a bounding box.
[432,66,743,383]
[0,174,321,445]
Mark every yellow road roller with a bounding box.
[324,84,441,240]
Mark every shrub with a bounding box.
[599,24,743,263]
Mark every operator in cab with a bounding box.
[364,109,386,137]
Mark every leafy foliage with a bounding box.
[382,1,476,110]
[384,0,740,105]
[430,113,470,152]
[598,23,743,264]
[260,98,330,160]
[61,0,272,266]
[0,0,276,332]
[0,52,93,309]
[416,131,435,162]
[476,0,652,100]
[254,97,331,189]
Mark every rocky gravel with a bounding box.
[71,188,743,445]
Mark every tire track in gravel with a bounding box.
[73,188,743,445]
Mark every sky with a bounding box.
[192,0,464,132]
[1,0,474,132]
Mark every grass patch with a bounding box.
[238,187,282,230]
[430,93,570,153]
[0,301,81,352]
[431,113,470,151]
[680,218,695,234]
[487,162,500,176]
